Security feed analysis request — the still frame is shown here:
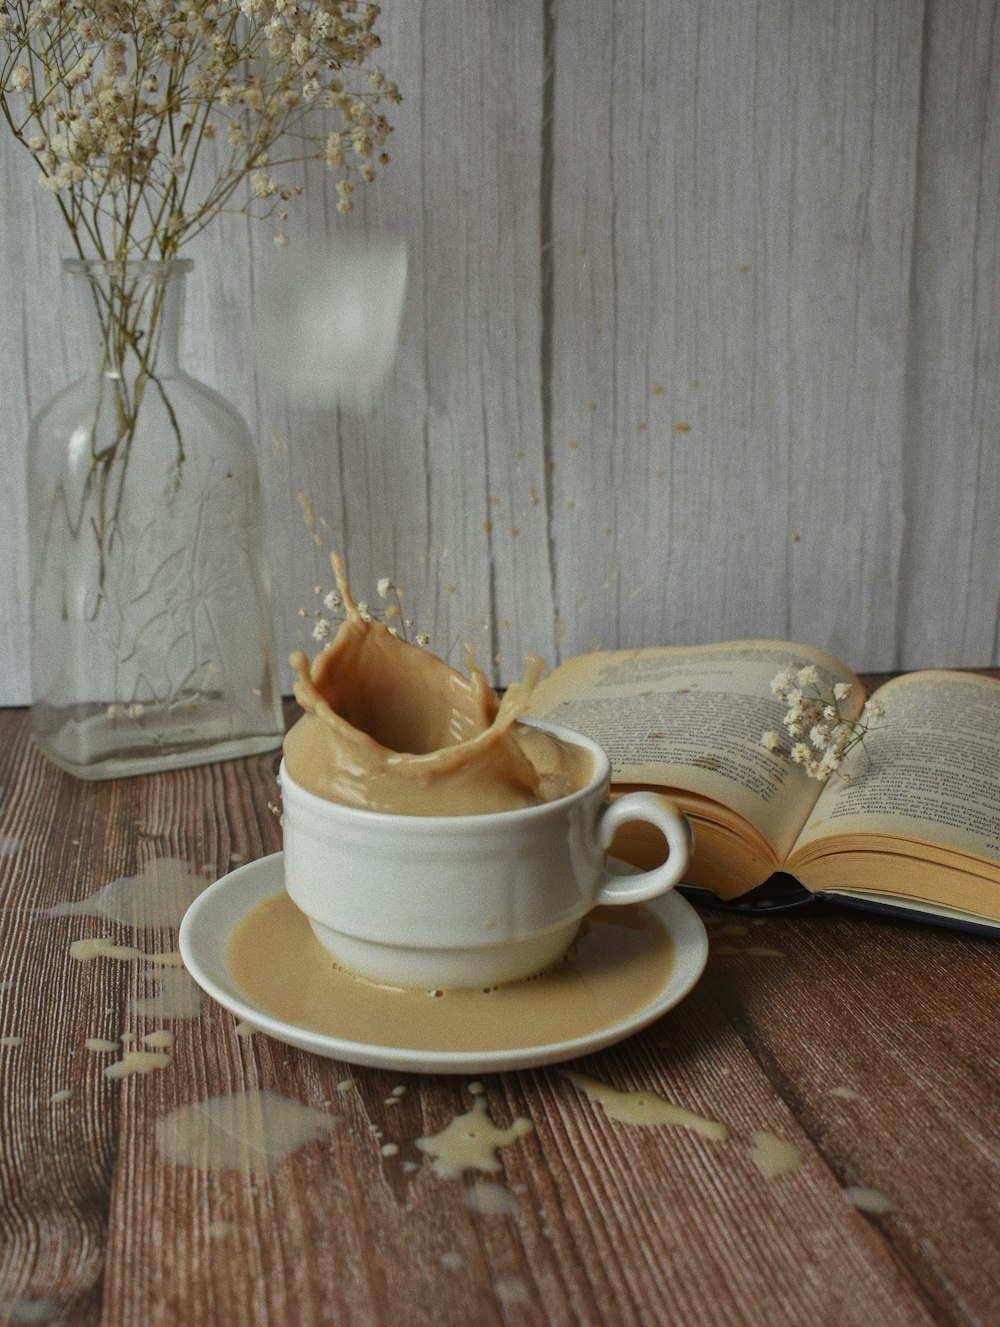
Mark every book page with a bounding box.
[794,671,1000,860]
[527,640,862,861]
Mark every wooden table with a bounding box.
[0,701,997,1327]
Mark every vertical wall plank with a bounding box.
[899,0,1000,668]
[1,127,88,705]
[0,131,34,702]
[548,0,923,668]
[251,0,557,680]
[783,0,923,666]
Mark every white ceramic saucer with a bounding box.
[179,852,708,1075]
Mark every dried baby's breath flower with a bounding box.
[1,0,397,263]
[762,667,881,782]
[300,571,429,648]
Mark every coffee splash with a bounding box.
[283,554,591,815]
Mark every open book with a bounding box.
[525,641,1000,935]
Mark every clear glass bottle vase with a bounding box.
[27,259,284,779]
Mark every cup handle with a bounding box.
[593,792,692,905]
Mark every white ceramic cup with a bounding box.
[279,719,691,990]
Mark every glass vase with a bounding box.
[27,259,284,779]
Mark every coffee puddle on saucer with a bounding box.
[227,893,674,1053]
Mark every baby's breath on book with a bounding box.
[761,666,883,782]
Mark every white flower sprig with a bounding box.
[761,665,884,782]
[2,4,400,601]
[300,574,431,648]
[0,0,399,261]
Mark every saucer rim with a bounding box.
[179,851,708,1075]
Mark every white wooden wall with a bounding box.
[2,0,999,705]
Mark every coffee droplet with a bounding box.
[749,1131,803,1179]
[105,1050,173,1080]
[417,1097,533,1179]
[465,1180,518,1214]
[564,1071,728,1140]
[844,1186,894,1213]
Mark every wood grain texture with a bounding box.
[1,705,998,1326]
[699,908,1000,1325]
[2,0,1000,707]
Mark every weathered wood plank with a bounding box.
[5,704,998,1325]
[898,0,1000,669]
[101,977,943,1327]
[699,904,1000,1324]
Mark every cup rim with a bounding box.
[278,717,610,827]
